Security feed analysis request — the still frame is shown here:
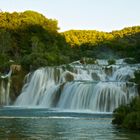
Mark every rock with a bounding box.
[91,72,100,81]
[64,71,75,82]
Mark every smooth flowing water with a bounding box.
[0,69,12,105]
[14,59,139,112]
[0,59,140,139]
[0,107,140,140]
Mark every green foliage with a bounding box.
[0,11,70,71]
[112,97,140,130]
[123,112,140,129]
[0,54,10,73]
[82,58,96,64]
[129,71,140,96]
[63,27,140,48]
[62,30,114,47]
[108,59,116,65]
[62,27,140,60]
[112,105,131,125]
[0,29,12,54]
[21,52,48,70]
[124,58,138,64]
[0,10,140,72]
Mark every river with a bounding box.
[0,107,140,140]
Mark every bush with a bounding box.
[112,97,140,130]
[112,105,131,125]
[123,112,140,130]
[124,58,138,64]
[108,59,116,65]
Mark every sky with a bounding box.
[0,0,140,32]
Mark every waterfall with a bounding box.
[0,69,12,105]
[14,59,139,112]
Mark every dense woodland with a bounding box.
[0,11,140,72]
[63,27,140,61]
[0,11,140,130]
[0,10,71,71]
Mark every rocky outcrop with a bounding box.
[9,65,27,103]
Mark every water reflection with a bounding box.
[0,109,140,140]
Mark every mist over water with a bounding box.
[0,69,12,105]
[0,58,140,139]
[14,58,139,112]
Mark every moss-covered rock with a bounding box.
[64,71,75,82]
[108,59,116,65]
[10,67,27,102]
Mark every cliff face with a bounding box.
[10,65,27,103]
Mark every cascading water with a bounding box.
[0,69,12,105]
[14,59,139,112]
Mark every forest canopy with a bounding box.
[0,10,140,71]
[0,10,70,71]
[62,27,140,60]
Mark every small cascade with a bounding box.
[14,59,140,112]
[0,69,12,105]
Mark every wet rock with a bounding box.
[91,72,100,81]
[64,71,75,82]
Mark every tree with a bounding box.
[0,29,11,55]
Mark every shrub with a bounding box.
[108,59,116,65]
[123,112,140,130]
[112,105,131,125]
[112,97,140,130]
